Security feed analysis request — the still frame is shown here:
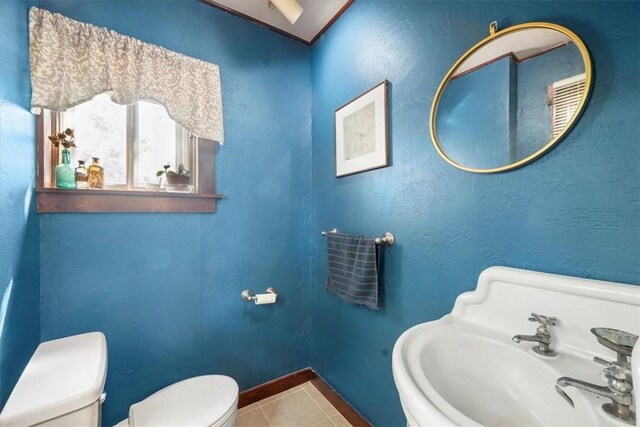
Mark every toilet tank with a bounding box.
[0,332,108,427]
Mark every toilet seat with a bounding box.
[119,375,238,427]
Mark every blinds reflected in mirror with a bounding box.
[549,73,587,138]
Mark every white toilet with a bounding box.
[0,332,239,427]
[114,375,238,427]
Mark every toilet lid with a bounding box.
[128,375,238,427]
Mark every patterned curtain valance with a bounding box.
[29,7,224,143]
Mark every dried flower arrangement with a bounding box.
[48,128,76,148]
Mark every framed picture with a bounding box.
[334,80,389,177]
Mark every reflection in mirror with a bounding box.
[433,25,590,172]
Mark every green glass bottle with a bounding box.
[55,148,76,189]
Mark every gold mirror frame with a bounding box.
[429,22,593,173]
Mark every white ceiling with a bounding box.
[203,0,351,44]
[454,29,573,76]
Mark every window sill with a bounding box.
[36,187,223,213]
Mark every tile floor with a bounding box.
[236,381,353,427]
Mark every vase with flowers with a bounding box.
[49,129,77,189]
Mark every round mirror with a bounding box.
[430,22,592,173]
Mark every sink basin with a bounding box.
[392,267,640,427]
[397,326,597,426]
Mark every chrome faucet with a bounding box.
[555,328,638,424]
[512,313,557,356]
[556,358,635,425]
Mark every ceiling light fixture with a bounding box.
[269,0,303,25]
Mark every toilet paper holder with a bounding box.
[241,287,278,303]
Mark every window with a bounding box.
[548,73,587,138]
[53,93,196,190]
[36,94,220,213]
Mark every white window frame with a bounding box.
[50,101,198,192]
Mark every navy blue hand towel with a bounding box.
[325,232,380,310]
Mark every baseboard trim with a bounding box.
[238,368,317,407]
[238,367,372,427]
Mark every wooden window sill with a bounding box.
[36,187,223,213]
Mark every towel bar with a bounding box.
[321,228,395,247]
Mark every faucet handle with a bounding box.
[603,363,634,397]
[604,364,632,381]
[593,356,614,368]
[593,356,633,391]
[529,313,557,327]
[593,356,631,371]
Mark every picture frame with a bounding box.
[334,80,389,177]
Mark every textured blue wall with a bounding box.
[3,1,639,425]
[309,1,639,425]
[36,1,311,424]
[437,57,513,169]
[0,0,41,410]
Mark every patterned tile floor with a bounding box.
[236,381,353,427]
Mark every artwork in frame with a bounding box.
[334,80,389,177]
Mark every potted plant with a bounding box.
[156,163,192,185]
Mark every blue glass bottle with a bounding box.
[55,148,76,189]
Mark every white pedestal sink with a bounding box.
[392,267,640,427]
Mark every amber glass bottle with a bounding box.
[87,157,104,189]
